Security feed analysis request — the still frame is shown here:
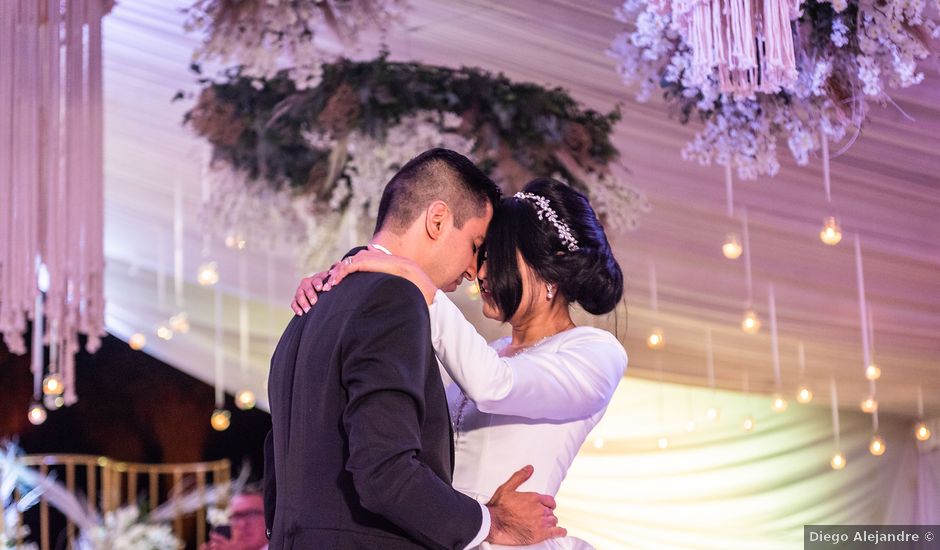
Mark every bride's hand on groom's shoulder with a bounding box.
[486,465,567,546]
[291,247,436,316]
[291,268,332,316]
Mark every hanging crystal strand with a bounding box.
[84,0,106,356]
[235,251,256,410]
[646,261,664,349]
[2,0,42,355]
[31,277,45,401]
[211,284,231,431]
[743,208,753,307]
[829,377,845,469]
[768,283,787,412]
[855,235,877,414]
[174,178,185,311]
[215,285,225,408]
[0,0,12,352]
[796,341,813,403]
[61,0,85,407]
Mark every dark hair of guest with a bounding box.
[482,177,623,321]
[374,148,502,234]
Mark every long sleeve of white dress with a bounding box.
[428,290,627,421]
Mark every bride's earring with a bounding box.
[546,284,554,300]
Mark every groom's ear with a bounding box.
[424,200,449,241]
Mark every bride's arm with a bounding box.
[429,290,627,420]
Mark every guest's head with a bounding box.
[478,177,623,323]
[228,484,268,550]
[373,148,501,292]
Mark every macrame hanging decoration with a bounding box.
[672,0,801,95]
[0,0,113,406]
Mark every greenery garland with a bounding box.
[184,54,623,199]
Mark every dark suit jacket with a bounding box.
[264,268,483,550]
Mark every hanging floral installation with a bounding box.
[1,0,115,410]
[185,55,648,268]
[183,0,409,90]
[609,0,939,178]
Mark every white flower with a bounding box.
[206,506,229,528]
[608,0,937,178]
[856,55,882,96]
[185,1,408,90]
[831,16,849,47]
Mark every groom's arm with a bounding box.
[342,276,485,550]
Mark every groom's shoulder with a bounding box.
[335,272,426,311]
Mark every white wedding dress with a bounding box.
[428,291,628,550]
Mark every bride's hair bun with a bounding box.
[483,177,624,320]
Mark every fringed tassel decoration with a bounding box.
[674,0,801,96]
[0,0,109,407]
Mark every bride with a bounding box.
[293,178,628,549]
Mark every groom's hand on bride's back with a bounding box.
[486,465,567,545]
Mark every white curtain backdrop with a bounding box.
[555,378,940,549]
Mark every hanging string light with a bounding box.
[820,217,843,246]
[869,407,886,457]
[915,422,932,442]
[915,386,931,442]
[210,409,231,431]
[721,165,743,260]
[29,287,48,425]
[647,328,665,349]
[42,374,64,396]
[855,235,878,415]
[44,395,64,411]
[647,261,665,349]
[742,371,755,432]
[722,234,743,260]
[169,312,190,334]
[224,232,247,250]
[819,135,843,246]
[236,390,256,410]
[170,178,189,332]
[236,251,256,411]
[864,307,880,381]
[44,317,67,405]
[211,285,230,430]
[28,402,47,426]
[795,342,813,404]
[740,209,760,334]
[829,377,846,470]
[198,146,220,287]
[129,333,146,350]
[197,261,220,286]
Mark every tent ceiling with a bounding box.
[101,0,940,417]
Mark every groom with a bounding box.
[264,149,564,549]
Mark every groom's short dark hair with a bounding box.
[374,148,501,234]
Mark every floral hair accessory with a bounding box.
[513,192,580,252]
